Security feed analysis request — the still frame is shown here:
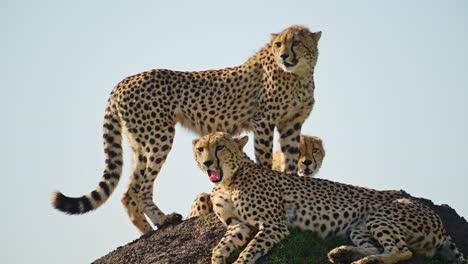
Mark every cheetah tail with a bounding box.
[440,235,467,263]
[51,103,123,215]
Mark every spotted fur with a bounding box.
[51,25,321,234]
[193,132,467,264]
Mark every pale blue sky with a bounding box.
[2,0,467,263]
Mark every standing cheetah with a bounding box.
[188,134,325,219]
[51,25,322,234]
[193,132,466,264]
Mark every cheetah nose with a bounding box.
[303,160,312,166]
[280,54,289,60]
[203,160,213,167]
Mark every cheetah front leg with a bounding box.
[233,223,289,264]
[211,222,252,264]
[253,120,275,169]
[277,116,304,174]
[187,192,212,219]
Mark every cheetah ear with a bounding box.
[311,31,321,42]
[192,138,200,146]
[234,136,249,150]
[315,138,323,147]
[270,33,278,40]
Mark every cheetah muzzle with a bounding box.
[301,168,313,176]
[283,58,298,69]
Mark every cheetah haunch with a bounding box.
[51,25,321,233]
[193,132,467,264]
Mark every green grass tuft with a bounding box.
[226,248,243,263]
[257,229,348,264]
[226,229,452,264]
[199,215,213,227]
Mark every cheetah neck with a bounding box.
[230,155,256,178]
[239,153,256,167]
[215,154,255,189]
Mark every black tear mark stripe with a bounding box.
[290,43,297,62]
[312,153,318,171]
[214,146,221,169]
[213,144,235,176]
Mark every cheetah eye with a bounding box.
[292,40,300,47]
[275,42,281,48]
[216,145,224,151]
[197,147,204,152]
[313,148,318,153]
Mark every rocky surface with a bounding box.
[94,192,468,264]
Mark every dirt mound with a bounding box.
[93,213,225,264]
[93,191,467,264]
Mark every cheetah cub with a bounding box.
[273,134,324,177]
[188,134,324,219]
[193,132,466,264]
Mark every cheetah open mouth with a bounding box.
[208,169,223,183]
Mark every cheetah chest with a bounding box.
[211,188,237,226]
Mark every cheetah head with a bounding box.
[193,132,249,184]
[270,25,321,74]
[297,135,325,177]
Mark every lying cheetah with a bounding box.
[188,134,324,219]
[193,132,466,264]
[51,25,321,233]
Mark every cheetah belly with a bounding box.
[286,202,364,238]
[177,111,253,136]
[175,84,257,136]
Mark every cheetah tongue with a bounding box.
[208,170,221,182]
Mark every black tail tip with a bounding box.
[51,191,86,215]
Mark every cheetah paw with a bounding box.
[328,246,360,263]
[157,212,183,229]
[352,257,381,264]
